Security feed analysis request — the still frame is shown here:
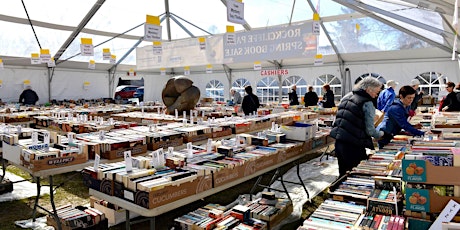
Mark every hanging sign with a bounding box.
[80,38,94,56]
[88,59,96,69]
[260,69,289,76]
[83,81,90,90]
[31,53,40,64]
[153,41,162,55]
[160,67,166,75]
[314,54,323,65]
[0,80,3,88]
[47,57,56,67]
[0,59,3,70]
[199,37,206,50]
[102,48,111,60]
[227,0,245,24]
[313,13,320,35]
[206,64,213,74]
[184,66,190,75]
[226,25,235,45]
[110,54,116,64]
[128,68,135,76]
[144,15,162,42]
[40,49,51,63]
[253,61,261,70]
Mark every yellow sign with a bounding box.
[103,48,110,53]
[111,55,116,59]
[31,53,39,58]
[146,15,160,25]
[226,25,234,33]
[199,37,206,43]
[81,38,93,45]
[83,81,90,86]
[153,41,161,46]
[23,80,31,84]
[0,59,2,63]
[315,54,323,59]
[313,13,320,21]
[89,60,95,64]
[40,49,50,55]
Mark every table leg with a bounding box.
[126,210,131,230]
[0,157,5,182]
[49,176,62,230]
[149,216,155,230]
[32,177,41,221]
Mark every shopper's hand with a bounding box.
[381,131,394,140]
[442,106,449,111]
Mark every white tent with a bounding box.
[0,0,458,103]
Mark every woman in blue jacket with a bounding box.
[377,85,425,148]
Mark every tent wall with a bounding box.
[0,58,457,104]
[51,69,109,101]
[0,67,48,103]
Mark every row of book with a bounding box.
[48,204,107,229]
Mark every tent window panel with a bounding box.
[282,76,307,101]
[206,80,224,102]
[415,72,446,99]
[316,74,342,101]
[257,77,279,103]
[232,78,251,97]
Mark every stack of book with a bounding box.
[299,199,366,229]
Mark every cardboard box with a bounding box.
[212,164,245,188]
[93,202,138,227]
[20,152,88,172]
[126,175,212,209]
[183,133,212,143]
[211,127,232,139]
[280,125,314,141]
[101,145,147,160]
[276,143,304,164]
[147,138,183,151]
[2,141,22,165]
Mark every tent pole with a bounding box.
[47,68,51,103]
[223,64,232,100]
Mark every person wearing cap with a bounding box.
[288,84,299,105]
[377,85,425,148]
[377,80,398,112]
[409,79,424,115]
[19,85,39,105]
[440,81,460,112]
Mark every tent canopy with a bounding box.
[0,0,457,72]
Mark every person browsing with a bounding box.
[241,85,260,116]
[19,85,39,105]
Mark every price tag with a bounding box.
[93,154,100,171]
[43,131,50,146]
[235,135,240,147]
[67,133,74,144]
[151,150,159,168]
[168,147,174,155]
[32,131,38,145]
[99,130,105,140]
[124,151,133,172]
[148,124,153,132]
[187,142,193,158]
[183,119,187,125]
[158,148,165,166]
[175,109,178,119]
[109,118,114,125]
[272,122,276,131]
[183,111,186,120]
[207,138,213,153]
[202,110,205,118]
[190,117,194,125]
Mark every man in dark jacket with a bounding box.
[288,85,299,106]
[330,77,384,176]
[377,86,425,148]
[19,85,39,105]
[241,85,260,116]
[304,85,319,106]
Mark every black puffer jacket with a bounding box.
[330,89,373,148]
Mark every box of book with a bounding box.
[101,144,147,160]
[20,151,88,172]
[126,174,212,209]
[273,142,304,164]
[405,187,460,213]
[233,122,251,134]
[148,138,183,151]
[211,126,233,139]
[367,190,400,215]
[402,158,460,186]
[212,163,246,188]
[93,202,139,227]
[328,174,372,205]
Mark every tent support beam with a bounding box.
[306,0,346,87]
[168,14,195,38]
[223,64,232,99]
[53,0,105,62]
[170,13,213,36]
[21,0,41,49]
[165,0,172,41]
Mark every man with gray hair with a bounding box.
[230,88,243,104]
[330,77,387,176]
[19,85,39,105]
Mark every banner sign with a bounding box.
[136,22,316,70]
